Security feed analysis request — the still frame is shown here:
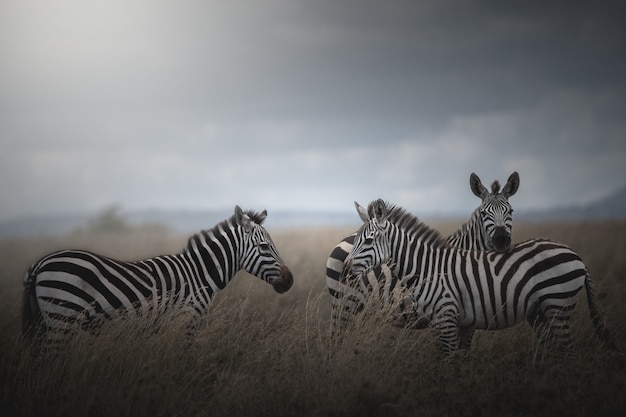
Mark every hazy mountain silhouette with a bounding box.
[518,184,626,220]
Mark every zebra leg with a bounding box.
[328,268,376,339]
[32,314,77,359]
[329,293,365,339]
[458,326,475,357]
[182,316,206,347]
[527,311,573,358]
[431,307,461,356]
[546,313,574,357]
[21,320,49,360]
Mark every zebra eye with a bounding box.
[259,242,271,251]
[363,237,374,245]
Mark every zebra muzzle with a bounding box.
[272,265,293,293]
[492,227,511,252]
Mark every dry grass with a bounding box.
[1,221,625,417]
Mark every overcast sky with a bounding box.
[1,0,625,222]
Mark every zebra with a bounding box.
[446,171,519,253]
[22,206,293,350]
[342,199,615,356]
[326,172,519,334]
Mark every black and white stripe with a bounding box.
[343,199,614,355]
[326,172,518,334]
[22,206,293,347]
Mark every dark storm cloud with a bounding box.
[215,0,626,128]
[3,1,624,129]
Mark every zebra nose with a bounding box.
[272,265,293,293]
[492,228,511,252]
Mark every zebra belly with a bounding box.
[460,308,524,330]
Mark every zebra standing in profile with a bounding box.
[326,172,519,333]
[22,206,293,350]
[342,199,615,356]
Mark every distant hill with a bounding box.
[586,184,626,217]
[518,184,626,220]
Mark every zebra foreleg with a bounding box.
[329,295,365,340]
[430,307,461,356]
[329,271,373,340]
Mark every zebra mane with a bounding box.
[382,202,448,248]
[451,207,481,238]
[491,180,501,194]
[239,209,267,225]
[184,209,267,251]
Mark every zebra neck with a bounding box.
[448,209,487,250]
[390,233,440,282]
[181,228,239,293]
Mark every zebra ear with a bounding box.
[372,199,387,224]
[469,173,489,199]
[354,201,370,223]
[234,205,244,223]
[502,171,520,198]
[258,209,268,225]
[234,205,254,231]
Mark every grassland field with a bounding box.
[0,219,625,417]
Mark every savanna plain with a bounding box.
[1,219,625,417]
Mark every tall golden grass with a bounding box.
[1,220,624,417]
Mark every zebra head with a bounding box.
[343,199,392,278]
[234,206,293,293]
[470,171,519,252]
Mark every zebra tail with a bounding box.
[21,267,42,341]
[584,272,618,351]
